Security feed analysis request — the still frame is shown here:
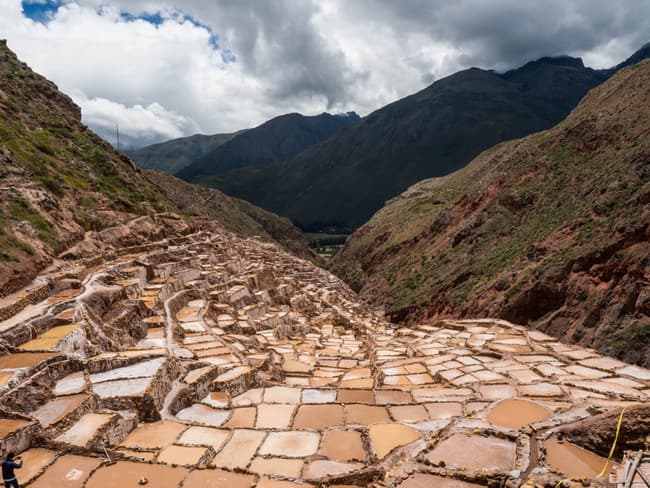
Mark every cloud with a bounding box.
[71,92,198,149]
[1,0,649,148]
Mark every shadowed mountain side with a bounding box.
[181,46,648,232]
[126,131,243,174]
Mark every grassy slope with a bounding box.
[332,60,650,366]
[0,41,316,294]
[0,40,179,293]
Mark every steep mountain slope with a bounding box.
[176,111,360,184]
[0,41,313,295]
[126,131,240,174]
[144,170,317,262]
[195,47,648,232]
[331,59,650,366]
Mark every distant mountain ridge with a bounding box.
[130,111,360,178]
[126,131,242,174]
[168,44,648,232]
[176,111,360,182]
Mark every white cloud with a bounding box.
[70,92,197,148]
[1,0,648,148]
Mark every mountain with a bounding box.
[0,40,314,295]
[125,131,241,174]
[176,111,360,184]
[331,59,650,366]
[180,45,648,232]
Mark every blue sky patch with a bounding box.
[119,11,165,26]
[180,14,220,50]
[22,0,63,24]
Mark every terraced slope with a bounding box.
[0,224,647,487]
[332,59,650,366]
[144,170,317,262]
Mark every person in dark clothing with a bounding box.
[2,453,22,488]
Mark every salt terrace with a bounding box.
[0,228,648,487]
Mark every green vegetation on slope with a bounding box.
[144,170,318,263]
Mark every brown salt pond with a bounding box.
[11,448,56,484]
[321,430,366,461]
[31,393,89,427]
[293,404,344,429]
[177,425,230,450]
[256,403,295,428]
[30,454,102,488]
[211,429,266,469]
[389,404,430,423]
[398,473,486,487]
[0,352,57,370]
[157,445,210,466]
[224,406,256,428]
[120,420,187,449]
[544,437,615,479]
[18,323,81,351]
[257,477,315,488]
[182,468,255,488]
[338,389,374,403]
[85,460,187,488]
[303,460,364,479]
[426,433,516,471]
[260,431,320,457]
[0,418,30,438]
[177,404,231,427]
[345,404,391,424]
[55,413,113,447]
[368,423,421,459]
[249,456,304,478]
[486,398,551,429]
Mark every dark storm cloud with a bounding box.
[345,0,650,70]
[185,0,355,107]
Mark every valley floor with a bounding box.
[0,216,647,487]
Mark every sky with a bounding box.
[1,1,649,149]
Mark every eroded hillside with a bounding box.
[332,60,650,367]
[0,40,312,295]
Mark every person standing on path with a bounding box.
[2,453,23,488]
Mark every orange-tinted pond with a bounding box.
[486,399,551,429]
[544,437,616,479]
[85,461,187,488]
[29,455,101,488]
